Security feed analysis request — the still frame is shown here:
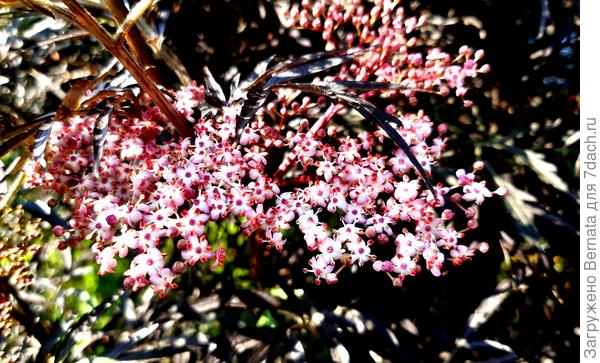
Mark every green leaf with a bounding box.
[269,287,288,300]
[256,310,278,329]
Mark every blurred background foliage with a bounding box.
[0,0,579,362]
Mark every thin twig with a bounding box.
[105,0,161,84]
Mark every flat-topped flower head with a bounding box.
[22,0,500,296]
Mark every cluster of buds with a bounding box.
[0,206,41,341]
[285,0,490,106]
[24,0,504,296]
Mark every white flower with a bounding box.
[346,240,372,266]
[462,181,492,205]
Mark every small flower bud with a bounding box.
[365,226,376,238]
[177,239,188,250]
[441,209,455,220]
[473,161,485,171]
[52,225,65,236]
[106,215,118,226]
[172,261,186,274]
[479,64,491,73]
[450,194,462,203]
[382,261,394,272]
[373,260,383,271]
[474,49,485,61]
[124,277,136,289]
[465,207,477,219]
[325,273,338,284]
[478,242,490,253]
[467,219,479,230]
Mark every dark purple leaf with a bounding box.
[203,66,227,107]
[32,116,55,166]
[235,48,366,134]
[92,109,112,175]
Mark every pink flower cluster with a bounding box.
[285,0,490,106]
[24,0,504,295]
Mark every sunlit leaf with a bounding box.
[32,115,55,166]
[523,149,569,192]
[256,310,278,328]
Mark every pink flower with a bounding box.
[94,244,117,275]
[335,223,362,244]
[127,248,165,279]
[307,255,334,281]
[319,238,344,262]
[150,268,178,297]
[394,178,420,202]
[346,240,372,266]
[462,181,492,205]
[391,255,417,276]
[367,213,393,235]
[316,160,336,182]
[343,203,367,224]
[180,234,214,265]
[449,245,475,265]
[264,230,286,252]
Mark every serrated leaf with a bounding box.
[234,48,365,134]
[236,85,271,135]
[0,156,23,185]
[488,142,569,193]
[32,116,55,166]
[265,51,364,87]
[523,149,568,192]
[93,109,112,175]
[0,170,25,209]
[463,279,512,338]
[49,290,126,362]
[235,54,276,96]
[489,172,541,241]
[304,80,433,94]
[454,339,518,361]
[106,323,160,358]
[203,66,227,107]
[0,116,47,145]
[60,79,94,112]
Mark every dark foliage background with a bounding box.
[0,0,579,362]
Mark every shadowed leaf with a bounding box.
[0,114,51,158]
[265,51,365,88]
[235,49,365,134]
[203,66,227,107]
